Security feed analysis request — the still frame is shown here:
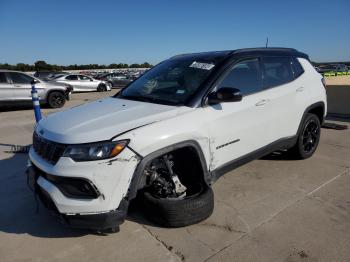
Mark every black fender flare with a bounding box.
[296,101,325,137]
[126,140,210,201]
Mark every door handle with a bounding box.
[255,99,269,106]
[296,86,305,92]
[14,85,22,87]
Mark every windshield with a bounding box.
[117,57,218,106]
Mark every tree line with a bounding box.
[0,60,153,72]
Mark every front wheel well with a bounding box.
[167,146,207,186]
[129,144,209,201]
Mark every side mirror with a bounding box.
[208,87,242,104]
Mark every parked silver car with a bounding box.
[98,73,133,87]
[0,70,72,108]
[54,74,112,92]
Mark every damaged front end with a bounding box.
[26,161,130,231]
[26,135,141,231]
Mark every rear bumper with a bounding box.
[65,86,73,100]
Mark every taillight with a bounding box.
[321,77,326,89]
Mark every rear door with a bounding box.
[259,56,303,140]
[0,72,13,102]
[62,75,79,91]
[78,75,97,91]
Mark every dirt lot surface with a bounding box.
[1,91,350,262]
[325,75,350,85]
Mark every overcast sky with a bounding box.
[0,0,349,65]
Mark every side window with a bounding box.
[9,72,33,84]
[217,59,262,95]
[262,57,294,89]
[291,57,304,78]
[65,75,78,80]
[0,73,8,83]
[79,75,91,80]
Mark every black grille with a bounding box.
[32,133,66,164]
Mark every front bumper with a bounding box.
[27,146,139,229]
[26,163,129,230]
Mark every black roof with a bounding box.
[172,47,309,60]
[232,47,308,59]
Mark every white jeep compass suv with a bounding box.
[27,48,327,231]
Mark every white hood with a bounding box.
[36,97,190,144]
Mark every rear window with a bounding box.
[262,57,294,88]
[79,75,91,80]
[0,73,7,83]
[291,57,304,78]
[8,72,33,84]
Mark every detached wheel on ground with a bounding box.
[140,152,214,227]
[47,91,66,108]
[142,184,214,227]
[97,84,107,92]
[289,113,321,159]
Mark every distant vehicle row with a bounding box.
[54,74,112,92]
[94,72,133,87]
[315,64,348,74]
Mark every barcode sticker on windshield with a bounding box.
[189,61,215,70]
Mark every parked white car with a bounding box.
[54,74,111,92]
[27,48,327,232]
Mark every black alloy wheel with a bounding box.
[97,84,106,92]
[302,118,320,154]
[48,91,66,108]
[289,113,321,159]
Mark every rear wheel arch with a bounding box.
[45,89,65,101]
[126,140,210,201]
[46,90,66,108]
[307,103,325,125]
[97,83,107,92]
[297,102,325,136]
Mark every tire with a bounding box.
[142,183,214,227]
[289,113,321,159]
[97,84,107,92]
[47,91,66,108]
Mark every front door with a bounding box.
[202,58,272,170]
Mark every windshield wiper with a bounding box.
[119,95,178,106]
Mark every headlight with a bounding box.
[62,140,129,161]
